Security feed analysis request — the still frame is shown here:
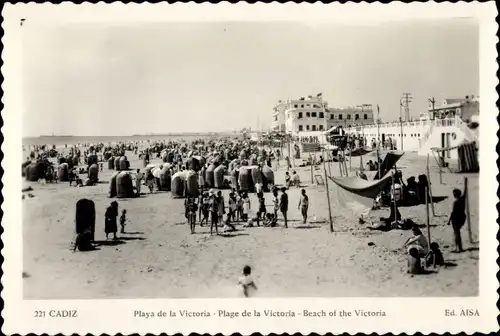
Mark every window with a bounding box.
[294,104,298,108]
[319,112,324,118]
[364,114,368,119]
[306,112,311,117]
[347,114,351,120]
[298,112,303,119]
[319,125,324,131]
[301,104,304,108]
[298,125,303,132]
[355,114,359,120]
[306,104,310,107]
[311,112,317,117]
[306,125,310,131]
[330,114,334,119]
[312,125,317,131]
[339,114,343,120]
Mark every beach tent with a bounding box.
[171,171,186,198]
[108,157,115,170]
[214,165,227,189]
[185,170,199,197]
[75,198,96,241]
[114,157,121,171]
[238,166,256,192]
[116,172,134,198]
[119,156,130,170]
[88,163,99,183]
[205,163,216,188]
[431,141,478,173]
[159,165,172,191]
[186,156,201,172]
[373,151,405,180]
[328,172,393,217]
[193,155,206,168]
[109,171,119,198]
[57,163,69,182]
[229,159,240,172]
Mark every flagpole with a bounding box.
[376,105,381,179]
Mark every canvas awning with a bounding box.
[324,126,344,135]
[373,151,404,180]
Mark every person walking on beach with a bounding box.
[448,185,467,253]
[120,209,127,234]
[272,190,279,221]
[298,189,309,224]
[279,187,289,228]
[146,170,155,193]
[135,169,144,195]
[209,191,219,235]
[105,201,119,240]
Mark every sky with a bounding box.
[22,19,479,137]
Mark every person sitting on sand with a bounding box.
[238,265,257,298]
[407,247,423,275]
[285,171,291,188]
[292,171,300,187]
[425,242,445,268]
[403,227,429,257]
[73,228,94,252]
[105,201,119,240]
[223,215,237,232]
[120,209,127,234]
[263,213,278,227]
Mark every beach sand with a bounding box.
[22,150,479,299]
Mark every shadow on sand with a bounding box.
[294,225,322,229]
[218,232,250,238]
[94,240,125,246]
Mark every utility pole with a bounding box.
[428,97,436,120]
[376,105,381,179]
[401,92,413,121]
[399,98,404,150]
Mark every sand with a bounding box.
[22,150,479,299]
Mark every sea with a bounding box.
[22,133,238,148]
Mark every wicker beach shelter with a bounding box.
[171,171,186,198]
[261,164,274,186]
[114,157,121,171]
[109,171,119,198]
[119,156,130,170]
[57,163,69,182]
[159,165,172,191]
[75,198,96,241]
[238,166,253,192]
[214,165,226,189]
[205,163,216,188]
[108,157,115,170]
[88,163,99,183]
[249,165,262,185]
[116,171,134,198]
[185,170,199,197]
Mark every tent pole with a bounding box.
[425,186,432,250]
[323,150,334,233]
[343,150,349,176]
[465,177,473,244]
[310,153,314,185]
[338,152,343,177]
[426,153,436,217]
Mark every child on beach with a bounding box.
[407,247,423,275]
[256,192,266,226]
[238,265,257,298]
[425,242,445,268]
[120,209,127,234]
[236,192,244,222]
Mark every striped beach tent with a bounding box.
[431,141,478,173]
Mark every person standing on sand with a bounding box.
[279,187,289,228]
[209,191,219,235]
[272,190,279,221]
[105,201,119,240]
[135,169,144,195]
[298,189,309,224]
[448,186,467,253]
[217,190,225,225]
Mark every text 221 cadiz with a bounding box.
[133,309,387,319]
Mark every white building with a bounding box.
[271,95,374,145]
[346,95,479,160]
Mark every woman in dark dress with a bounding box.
[105,201,119,240]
